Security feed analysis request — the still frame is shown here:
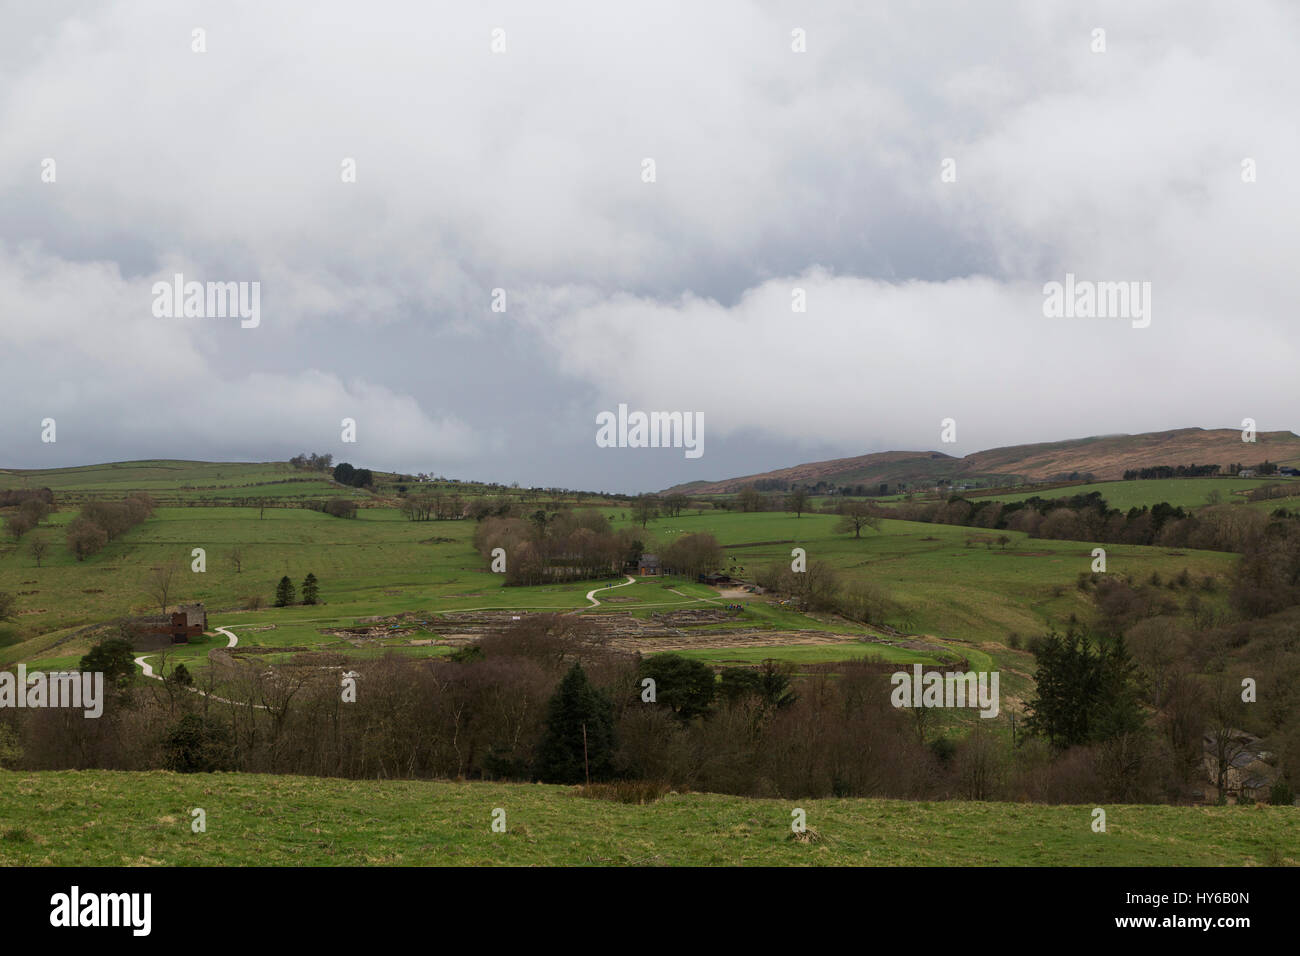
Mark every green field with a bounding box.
[0,460,379,505]
[963,477,1299,512]
[0,770,1293,866]
[664,510,1234,644]
[0,465,1240,687]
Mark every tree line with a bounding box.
[65,493,156,561]
[9,555,1300,807]
[1122,463,1222,480]
[332,462,373,488]
[4,495,52,542]
[0,616,1107,802]
[289,452,334,471]
[473,506,726,586]
[882,489,1300,554]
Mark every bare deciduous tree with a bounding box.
[5,513,34,540]
[792,559,841,612]
[145,561,183,616]
[662,493,689,518]
[835,501,882,539]
[786,487,809,517]
[1126,616,1186,708]
[631,495,659,529]
[1205,669,1251,803]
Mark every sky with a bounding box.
[1,1,1296,493]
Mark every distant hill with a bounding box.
[665,427,1300,495]
[0,460,371,506]
[0,459,614,505]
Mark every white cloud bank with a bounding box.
[0,1,1295,478]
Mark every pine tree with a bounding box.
[274,575,295,607]
[301,572,319,606]
[534,663,617,784]
[1025,627,1144,749]
[1091,635,1145,741]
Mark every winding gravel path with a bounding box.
[583,575,636,607]
[132,625,267,708]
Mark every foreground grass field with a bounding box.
[0,771,1294,866]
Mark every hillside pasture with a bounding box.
[0,478,1238,688]
[967,476,1297,512]
[0,771,1293,867]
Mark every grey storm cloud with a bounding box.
[0,0,1295,491]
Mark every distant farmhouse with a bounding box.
[636,553,661,576]
[133,603,207,645]
[1203,729,1282,805]
[170,604,208,642]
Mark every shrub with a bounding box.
[449,644,484,663]
[929,736,957,767]
[577,780,671,805]
[323,498,358,519]
[837,580,897,626]
[163,713,235,773]
[0,723,22,769]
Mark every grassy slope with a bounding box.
[968,477,1299,512]
[0,771,1294,866]
[2,502,1236,688]
[0,462,1241,756]
[665,510,1234,641]
[0,460,375,504]
[674,428,1300,494]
